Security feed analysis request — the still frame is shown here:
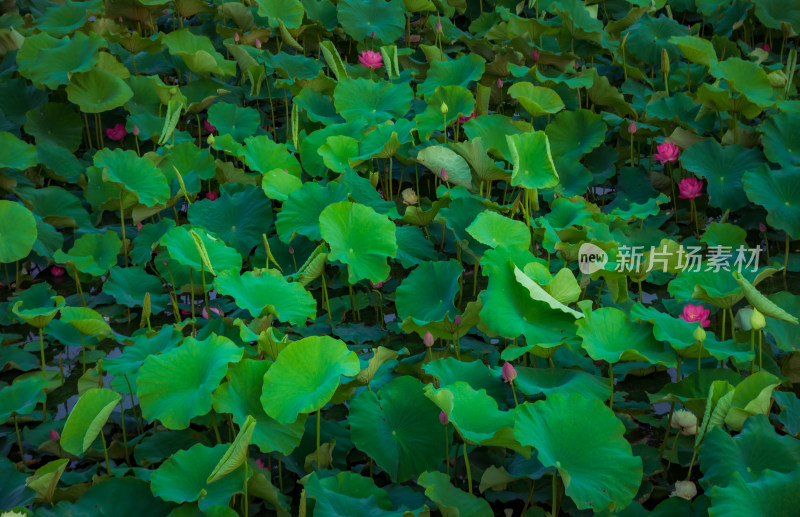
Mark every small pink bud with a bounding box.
[132,125,140,136]
[454,315,461,326]
[288,246,294,254]
[137,222,143,230]
[496,78,503,88]
[51,265,65,277]
[440,168,448,182]
[532,50,540,61]
[501,361,517,383]
[255,38,261,49]
[759,223,767,233]
[436,16,442,33]
[424,331,434,348]
[180,309,191,318]
[163,9,168,15]
[118,16,123,22]
[234,32,240,42]
[50,429,60,441]
[439,411,449,425]
[370,280,384,289]
[205,191,219,201]
[761,43,771,52]
[370,31,375,38]
[255,458,266,469]
[628,121,637,134]
[162,259,168,266]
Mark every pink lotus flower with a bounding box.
[50,429,60,441]
[205,191,219,201]
[424,331,434,348]
[531,50,540,61]
[106,123,127,141]
[654,141,680,164]
[439,411,449,425]
[203,119,217,134]
[163,9,168,15]
[137,222,143,230]
[180,309,191,318]
[359,50,383,70]
[761,43,770,52]
[501,361,517,383]
[679,304,710,328]
[678,177,703,200]
[628,121,637,134]
[201,306,224,319]
[370,31,375,39]
[255,459,266,469]
[51,265,65,277]
[370,280,384,289]
[458,111,475,124]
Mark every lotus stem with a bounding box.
[659,402,676,461]
[750,328,755,374]
[463,443,473,494]
[81,334,86,374]
[83,112,93,149]
[321,270,333,329]
[243,462,249,517]
[552,472,559,517]
[316,409,321,470]
[444,423,449,477]
[100,428,111,473]
[608,362,614,411]
[665,430,679,471]
[510,380,519,407]
[686,445,699,480]
[200,261,210,315]
[784,234,790,281]
[124,374,143,434]
[119,191,128,266]
[758,329,763,372]
[14,415,24,460]
[120,404,131,466]
[720,309,726,341]
[210,410,222,444]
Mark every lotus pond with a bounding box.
[2,0,800,515]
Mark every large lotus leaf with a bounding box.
[17,185,92,229]
[0,376,48,423]
[449,137,509,183]
[760,111,800,168]
[12,288,64,329]
[94,148,169,207]
[668,267,776,309]
[293,88,343,125]
[0,456,34,509]
[137,334,244,430]
[276,182,350,243]
[416,145,472,189]
[26,458,68,504]
[424,357,506,402]
[577,306,676,367]
[395,226,438,268]
[161,225,243,274]
[53,231,121,277]
[337,168,395,215]
[304,471,403,517]
[0,201,37,264]
[680,140,764,211]
[415,85,476,140]
[163,29,235,76]
[213,359,306,455]
[0,131,37,170]
[508,82,565,118]
[418,53,486,98]
[699,415,800,490]
[334,78,413,126]
[60,388,120,456]
[0,77,47,128]
[417,471,493,517]
[188,186,272,256]
[670,35,718,67]
[214,269,316,324]
[151,443,246,510]
[480,260,577,347]
[243,136,302,177]
[743,166,800,239]
[157,141,216,196]
[764,292,800,352]
[319,201,397,284]
[102,325,182,377]
[545,109,606,162]
[506,131,559,190]
[260,336,360,424]
[35,0,100,36]
[710,58,774,108]
[514,394,642,512]
[25,103,83,152]
[623,14,688,64]
[708,469,800,517]
[752,0,800,33]
[724,370,781,431]
[319,135,360,172]
[349,376,446,482]
[66,69,133,113]
[18,32,103,89]
[424,381,513,444]
[102,266,170,312]
[462,115,522,161]
[300,121,368,177]
[337,0,406,42]
[648,368,743,417]
[513,366,611,401]
[207,102,261,143]
[70,477,173,517]
[262,168,303,202]
[254,0,305,29]
[395,260,462,325]
[59,307,112,338]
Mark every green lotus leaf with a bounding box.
[699,415,800,491]
[151,443,246,510]
[724,370,781,431]
[12,293,65,329]
[424,381,513,444]
[680,140,764,211]
[334,78,413,126]
[462,115,522,162]
[243,136,302,177]
[668,267,776,309]
[0,376,48,423]
[319,201,397,284]
[337,168,395,215]
[208,102,262,143]
[514,393,642,512]
[506,131,559,190]
[213,359,307,455]
[18,32,103,89]
[163,29,236,76]
[17,185,92,229]
[760,111,800,168]
[395,226,438,267]
[25,103,83,152]
[395,260,462,325]
[338,0,406,42]
[31,214,64,259]
[0,200,37,264]
[648,368,742,416]
[513,366,611,401]
[102,325,182,377]
[102,266,170,312]
[418,53,486,98]
[752,0,800,35]
[577,306,676,366]
[60,388,120,456]
[161,225,243,274]
[424,356,506,402]
[26,458,68,504]
[415,85,476,140]
[70,477,173,517]
[66,68,133,113]
[708,469,800,517]
[137,334,244,430]
[59,307,112,338]
[449,138,510,183]
[416,145,472,189]
[305,471,399,517]
[319,135,360,173]
[710,58,774,108]
[0,132,37,170]
[293,88,343,125]
[670,35,718,66]
[254,0,305,29]
[545,109,607,162]
[349,376,446,483]
[743,166,800,239]
[35,0,100,36]
[188,185,273,256]
[262,168,303,201]
[700,222,747,249]
[53,231,121,277]
[774,391,800,436]
[260,336,360,424]
[93,148,169,207]
[157,141,216,197]
[207,415,256,484]
[623,14,688,64]
[764,292,800,352]
[417,471,492,517]
[300,121,367,177]
[508,82,565,117]
[276,182,350,243]
[214,269,316,324]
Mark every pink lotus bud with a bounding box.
[118,16,123,22]
[162,259,168,266]
[496,78,503,88]
[436,16,442,33]
[424,331,434,348]
[137,222,143,230]
[163,9,168,15]
[532,50,540,61]
[51,265,65,277]
[761,43,770,52]
[132,125,140,137]
[255,38,261,49]
[50,429,60,441]
[288,246,294,254]
[370,280,384,289]
[759,223,767,232]
[501,361,517,383]
[440,168,448,182]
[255,458,266,469]
[628,121,637,134]
[370,31,375,38]
[439,411,449,425]
[454,315,461,326]
[234,32,240,43]
[205,191,219,201]
[180,309,191,318]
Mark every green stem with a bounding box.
[14,414,24,460]
[100,429,111,473]
[608,362,614,411]
[444,424,449,477]
[120,405,130,466]
[120,191,128,266]
[321,271,333,330]
[210,410,222,444]
[463,442,473,494]
[243,462,249,517]
[510,381,519,407]
[552,472,559,517]
[316,409,321,471]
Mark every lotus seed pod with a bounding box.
[750,307,766,330]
